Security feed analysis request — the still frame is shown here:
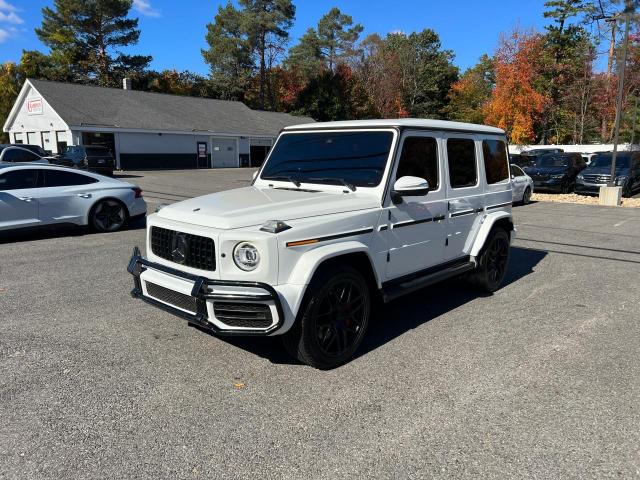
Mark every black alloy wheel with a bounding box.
[91,199,127,232]
[522,187,532,205]
[469,228,511,293]
[283,265,371,369]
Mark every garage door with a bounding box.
[211,138,238,168]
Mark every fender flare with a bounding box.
[286,240,380,287]
[469,211,514,258]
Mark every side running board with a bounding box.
[381,259,475,303]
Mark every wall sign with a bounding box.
[27,98,43,115]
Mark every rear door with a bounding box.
[510,165,526,200]
[443,134,485,261]
[384,131,447,279]
[0,168,40,230]
[37,169,100,225]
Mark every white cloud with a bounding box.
[0,10,22,24]
[0,0,17,12]
[0,28,9,43]
[133,0,160,17]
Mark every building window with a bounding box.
[27,132,39,145]
[56,131,68,154]
[13,133,23,144]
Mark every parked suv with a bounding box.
[523,152,586,193]
[575,152,640,197]
[53,145,115,176]
[128,119,515,369]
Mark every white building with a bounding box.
[3,78,314,169]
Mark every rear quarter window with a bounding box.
[482,140,509,184]
[447,138,477,189]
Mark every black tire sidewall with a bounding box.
[476,228,510,293]
[523,187,531,204]
[288,265,371,369]
[90,199,127,232]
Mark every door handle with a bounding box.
[18,197,34,202]
[76,193,92,198]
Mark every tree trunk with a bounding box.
[259,31,266,110]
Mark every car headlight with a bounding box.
[233,242,260,271]
[615,175,628,186]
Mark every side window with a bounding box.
[447,138,477,188]
[43,170,98,187]
[20,150,40,162]
[0,169,39,190]
[2,149,22,163]
[510,165,524,177]
[396,136,439,190]
[482,140,509,184]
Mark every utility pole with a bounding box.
[631,95,638,147]
[608,0,634,187]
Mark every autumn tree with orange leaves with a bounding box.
[484,30,550,144]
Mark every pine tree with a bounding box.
[35,0,151,86]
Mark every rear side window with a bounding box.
[44,170,98,187]
[0,169,38,190]
[396,136,439,190]
[447,138,477,188]
[510,165,525,177]
[482,140,509,184]
[3,149,39,163]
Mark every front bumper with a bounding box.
[532,179,563,192]
[127,247,285,336]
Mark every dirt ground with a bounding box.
[531,192,640,208]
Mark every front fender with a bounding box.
[286,240,376,286]
[469,211,515,258]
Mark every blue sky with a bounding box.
[1,0,554,74]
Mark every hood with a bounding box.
[157,186,379,229]
[523,166,568,176]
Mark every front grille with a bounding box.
[151,226,215,271]
[582,174,610,184]
[213,302,273,328]
[146,282,198,313]
[532,174,549,181]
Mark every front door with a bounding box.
[384,132,447,279]
[0,168,40,230]
[444,135,484,260]
[37,169,99,225]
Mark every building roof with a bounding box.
[283,118,505,135]
[23,79,315,136]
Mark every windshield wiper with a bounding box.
[307,177,356,192]
[262,175,301,187]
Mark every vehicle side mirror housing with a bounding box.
[391,176,429,204]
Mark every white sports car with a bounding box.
[0,163,146,233]
[510,163,534,205]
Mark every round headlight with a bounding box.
[233,242,260,271]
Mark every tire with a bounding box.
[90,199,128,233]
[468,228,510,293]
[282,264,371,369]
[522,187,532,205]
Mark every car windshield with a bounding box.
[533,155,569,167]
[589,154,631,169]
[260,131,394,188]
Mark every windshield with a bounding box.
[533,155,569,168]
[260,131,394,188]
[589,154,631,169]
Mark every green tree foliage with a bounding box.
[384,30,459,118]
[288,7,363,73]
[444,54,495,123]
[35,0,151,86]
[0,63,22,143]
[203,0,295,108]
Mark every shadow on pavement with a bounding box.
[218,246,548,367]
[0,217,146,244]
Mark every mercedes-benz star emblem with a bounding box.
[171,233,188,264]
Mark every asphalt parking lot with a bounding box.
[1,169,639,479]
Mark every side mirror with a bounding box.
[392,176,429,204]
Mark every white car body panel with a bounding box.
[0,164,146,232]
[509,164,534,203]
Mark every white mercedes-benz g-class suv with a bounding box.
[128,119,514,369]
